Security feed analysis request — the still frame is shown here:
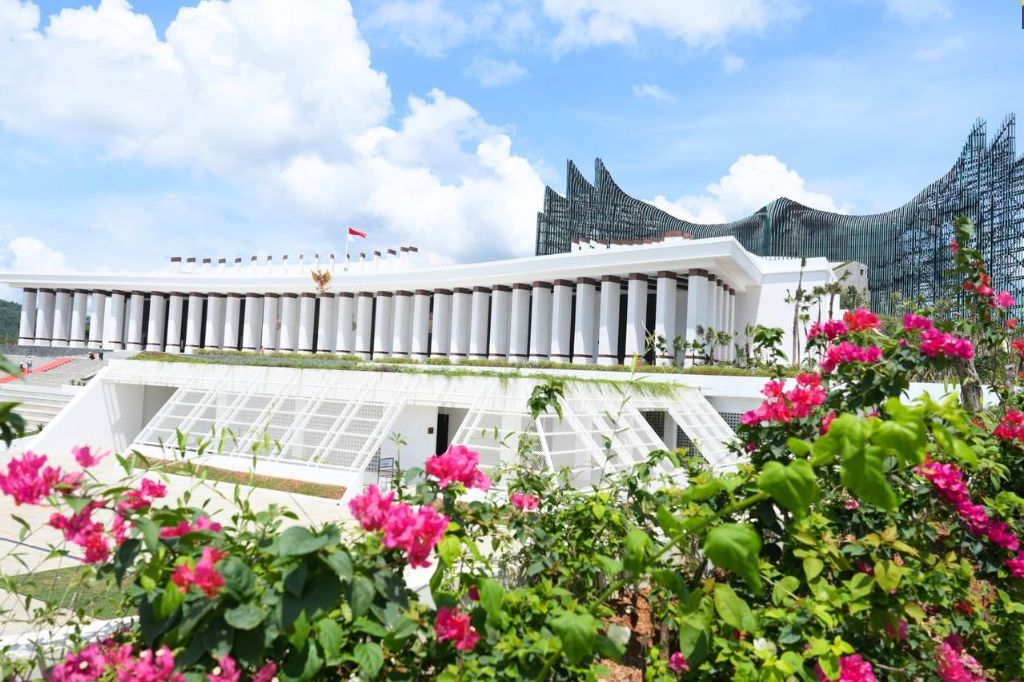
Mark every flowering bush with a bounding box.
[1,215,1024,680]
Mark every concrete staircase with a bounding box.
[0,357,105,433]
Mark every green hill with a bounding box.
[0,300,21,342]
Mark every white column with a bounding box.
[261,295,280,351]
[146,293,166,351]
[572,278,598,364]
[103,291,127,350]
[277,294,299,352]
[655,271,677,367]
[18,288,37,345]
[317,293,337,353]
[624,274,648,364]
[125,291,146,351]
[488,285,512,360]
[34,289,55,347]
[449,288,472,361]
[70,290,88,348]
[242,294,264,352]
[336,293,355,355]
[223,294,242,351]
[727,287,737,361]
[685,270,711,367]
[51,289,72,347]
[469,287,490,360]
[529,281,553,363]
[508,284,531,363]
[184,293,204,354]
[164,293,185,354]
[88,292,106,349]
[714,278,726,361]
[297,293,317,354]
[598,276,621,366]
[373,292,394,358]
[550,280,573,363]
[391,291,412,358]
[411,290,431,360]
[355,292,374,359]
[430,290,452,358]
[203,293,225,350]
[674,278,688,365]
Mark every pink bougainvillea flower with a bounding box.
[994,291,1015,309]
[741,374,827,427]
[815,654,877,682]
[467,586,480,601]
[115,646,184,682]
[935,641,985,682]
[950,239,960,253]
[434,606,479,651]
[919,328,974,360]
[251,662,278,682]
[172,547,227,598]
[668,651,689,673]
[994,409,1024,442]
[383,503,449,568]
[986,520,1020,552]
[820,410,837,435]
[510,492,540,511]
[0,451,76,505]
[842,308,880,332]
[49,502,103,545]
[48,643,107,682]
[80,529,112,564]
[808,319,848,341]
[844,498,860,511]
[72,445,109,468]
[118,478,167,514]
[348,485,395,532]
[977,284,994,297]
[425,445,491,490]
[207,655,240,682]
[160,515,223,539]
[819,342,883,374]
[1006,552,1024,578]
[902,313,935,332]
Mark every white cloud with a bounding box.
[365,0,527,57]
[7,236,67,271]
[651,154,842,224]
[914,35,966,60]
[632,83,674,103]
[541,0,803,52]
[0,0,546,262]
[722,54,746,73]
[466,56,527,87]
[882,0,951,22]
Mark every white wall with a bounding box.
[383,405,438,472]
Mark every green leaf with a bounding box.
[224,603,265,631]
[840,445,897,510]
[874,400,927,465]
[437,535,461,567]
[713,583,758,633]
[322,550,353,581]
[349,575,375,618]
[803,557,824,582]
[873,560,907,592]
[655,505,680,534]
[220,557,255,597]
[551,611,599,665]
[771,576,800,605]
[757,460,819,519]
[316,619,346,666]
[703,524,763,594]
[134,517,160,552]
[278,527,331,557]
[623,528,650,574]
[786,437,812,455]
[156,585,184,619]
[478,578,503,623]
[353,642,383,679]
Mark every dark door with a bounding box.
[435,413,450,454]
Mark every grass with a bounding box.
[3,565,124,620]
[139,455,347,499]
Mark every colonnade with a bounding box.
[15,270,738,365]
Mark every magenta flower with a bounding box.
[843,309,880,332]
[172,547,227,598]
[115,646,184,682]
[820,342,882,373]
[251,662,278,682]
[741,374,827,427]
[994,409,1024,442]
[902,313,935,331]
[383,504,449,568]
[994,291,1015,309]
[207,656,240,682]
[348,485,395,531]
[808,319,848,341]
[815,654,877,682]
[935,640,985,682]
[1007,552,1024,578]
[426,445,492,490]
[435,606,479,651]
[668,651,689,673]
[919,328,974,360]
[49,643,107,682]
[72,445,108,468]
[0,451,76,505]
[118,478,167,513]
[510,491,540,511]
[160,514,223,539]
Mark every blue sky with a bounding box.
[0,0,1021,295]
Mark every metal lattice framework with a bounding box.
[536,116,1024,313]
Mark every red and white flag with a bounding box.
[347,226,367,239]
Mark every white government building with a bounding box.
[3,235,837,498]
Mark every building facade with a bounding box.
[536,116,1024,313]
[4,235,835,368]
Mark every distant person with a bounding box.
[26,356,33,372]
[98,351,104,361]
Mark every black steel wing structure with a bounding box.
[535,116,1024,313]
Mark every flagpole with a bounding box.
[343,232,351,272]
